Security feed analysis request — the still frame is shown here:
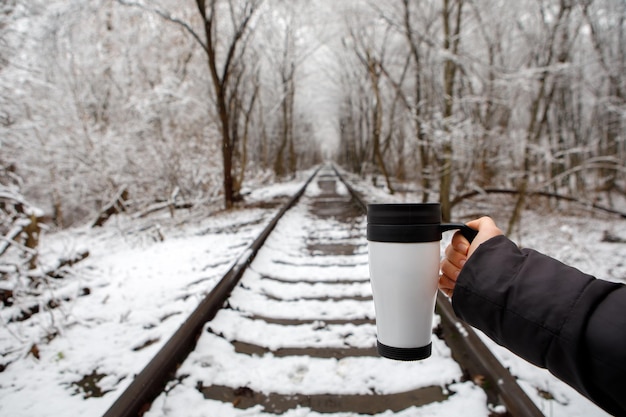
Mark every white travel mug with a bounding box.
[367,203,477,361]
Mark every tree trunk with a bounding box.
[440,0,463,222]
[236,83,258,192]
[402,0,433,201]
[274,82,289,177]
[195,0,260,210]
[369,58,394,194]
[287,75,297,177]
[217,78,234,209]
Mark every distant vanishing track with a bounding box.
[103,165,544,417]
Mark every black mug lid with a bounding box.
[367,203,441,226]
[367,203,477,243]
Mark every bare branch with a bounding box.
[221,0,263,86]
[117,0,209,54]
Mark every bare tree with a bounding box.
[582,0,626,202]
[195,0,263,208]
[118,0,264,209]
[259,0,331,178]
[347,19,396,194]
[439,0,464,222]
[336,50,372,175]
[401,0,438,202]
[507,0,574,234]
[272,12,298,178]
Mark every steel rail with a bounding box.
[102,167,320,417]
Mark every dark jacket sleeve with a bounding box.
[452,235,626,417]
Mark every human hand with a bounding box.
[439,217,503,298]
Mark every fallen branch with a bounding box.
[451,188,626,218]
[601,230,626,243]
[46,250,90,279]
[91,187,129,228]
[135,201,193,219]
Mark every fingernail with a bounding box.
[459,259,466,267]
[456,243,468,253]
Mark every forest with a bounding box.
[1,0,625,259]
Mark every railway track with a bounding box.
[104,165,544,417]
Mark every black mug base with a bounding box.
[377,340,432,361]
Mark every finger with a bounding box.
[440,258,461,283]
[450,231,470,255]
[444,243,468,269]
[465,217,503,258]
[438,272,457,290]
[438,275,455,298]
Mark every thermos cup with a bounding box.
[367,203,477,361]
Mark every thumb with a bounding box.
[465,217,503,258]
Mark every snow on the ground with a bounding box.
[1,167,624,416]
[0,173,310,416]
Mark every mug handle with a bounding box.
[440,223,478,243]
